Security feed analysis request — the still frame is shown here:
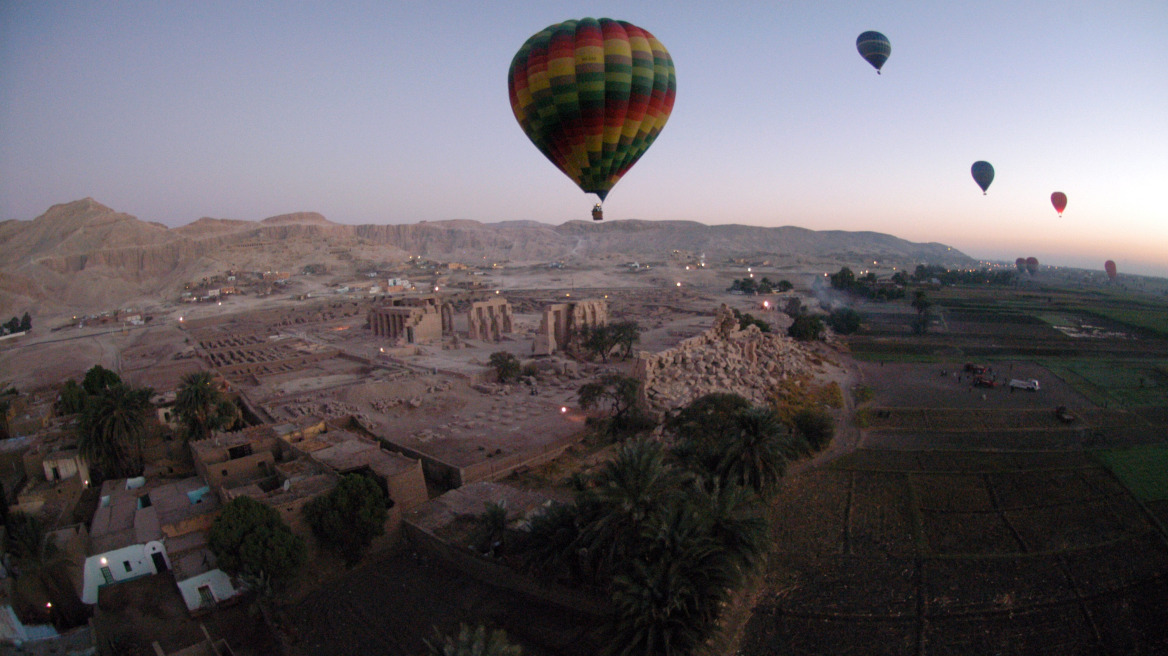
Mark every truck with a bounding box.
[1008,378,1040,391]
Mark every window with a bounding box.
[123,561,132,573]
[227,444,253,460]
[197,584,215,608]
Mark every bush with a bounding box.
[792,407,835,450]
[209,497,305,586]
[488,351,521,383]
[787,314,825,341]
[303,474,388,566]
[828,308,862,334]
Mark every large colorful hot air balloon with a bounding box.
[1015,257,1026,273]
[1025,256,1039,275]
[508,18,677,221]
[1051,192,1067,216]
[1104,260,1117,281]
[856,31,891,74]
[971,161,994,195]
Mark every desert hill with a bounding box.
[0,199,974,317]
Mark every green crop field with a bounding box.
[1095,445,1168,503]
[1041,358,1168,407]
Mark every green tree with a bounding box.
[694,481,768,577]
[425,624,522,656]
[576,438,682,579]
[4,512,88,627]
[830,267,856,290]
[55,380,87,415]
[791,407,835,450]
[716,407,790,497]
[487,351,521,383]
[607,501,736,656]
[732,308,771,333]
[610,320,641,360]
[577,374,651,435]
[78,383,153,479]
[19,312,31,332]
[828,307,862,334]
[911,290,933,335]
[668,393,752,475]
[777,279,794,292]
[578,323,620,362]
[303,474,387,567]
[175,371,238,442]
[891,271,909,285]
[209,496,305,587]
[518,502,585,583]
[81,365,121,397]
[472,501,509,558]
[787,314,825,341]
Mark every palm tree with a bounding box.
[607,501,737,656]
[425,623,522,656]
[4,512,88,628]
[518,502,586,583]
[577,438,681,580]
[716,407,791,497]
[691,480,768,579]
[472,501,509,558]
[175,371,237,441]
[78,383,152,478]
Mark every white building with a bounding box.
[81,476,239,612]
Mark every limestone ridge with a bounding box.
[635,304,819,415]
[0,199,976,315]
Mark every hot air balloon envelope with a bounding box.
[1104,260,1117,281]
[856,31,891,73]
[1015,257,1026,273]
[1051,192,1067,216]
[508,18,676,212]
[1025,257,1039,275]
[971,161,994,194]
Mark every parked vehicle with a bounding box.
[1008,378,1040,391]
[973,376,997,388]
[964,362,987,374]
[1055,406,1075,423]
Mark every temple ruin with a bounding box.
[533,298,608,355]
[368,295,453,345]
[466,297,513,342]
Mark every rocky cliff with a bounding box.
[0,199,975,317]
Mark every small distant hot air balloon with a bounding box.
[1051,192,1067,216]
[971,161,994,195]
[1015,257,1026,273]
[856,31,891,74]
[509,18,677,221]
[1025,256,1039,275]
[1104,260,1117,281]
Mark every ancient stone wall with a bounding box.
[466,297,513,342]
[533,298,608,355]
[634,304,817,414]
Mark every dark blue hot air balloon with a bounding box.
[971,161,994,194]
[856,31,891,74]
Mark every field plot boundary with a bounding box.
[743,448,1168,655]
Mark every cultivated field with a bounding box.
[741,280,1168,655]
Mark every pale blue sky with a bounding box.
[2,1,1166,276]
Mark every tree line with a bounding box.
[1,312,31,335]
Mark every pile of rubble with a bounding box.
[635,304,819,414]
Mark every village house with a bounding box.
[81,476,238,612]
[190,424,336,538]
